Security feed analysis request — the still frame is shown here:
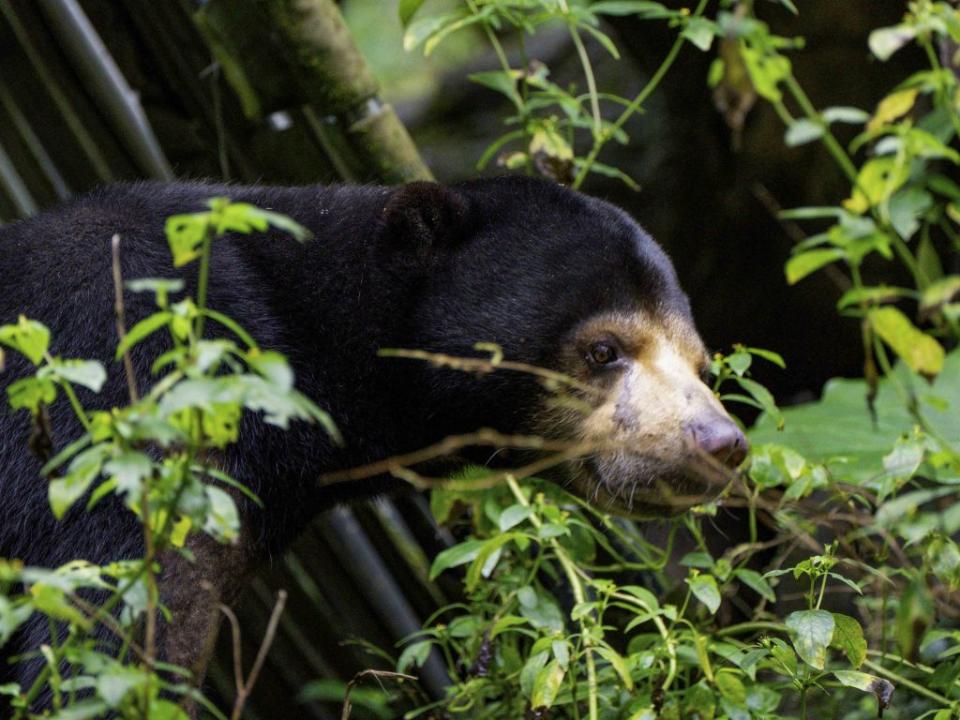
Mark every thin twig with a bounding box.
[229,590,288,720]
[111,234,139,403]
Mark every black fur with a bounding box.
[0,176,692,704]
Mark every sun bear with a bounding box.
[0,176,746,710]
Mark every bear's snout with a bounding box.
[685,414,748,469]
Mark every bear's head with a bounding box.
[380,177,747,516]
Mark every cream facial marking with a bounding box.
[552,309,747,515]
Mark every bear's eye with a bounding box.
[588,342,618,366]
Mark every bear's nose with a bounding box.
[685,415,749,468]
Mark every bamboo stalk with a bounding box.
[191,0,432,184]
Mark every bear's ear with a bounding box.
[380,182,469,258]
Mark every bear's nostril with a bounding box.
[686,417,749,469]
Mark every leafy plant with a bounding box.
[391,2,960,719]
[0,199,331,718]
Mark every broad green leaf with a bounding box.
[831,613,867,668]
[786,609,834,669]
[751,351,960,482]
[499,504,532,531]
[7,377,57,414]
[869,306,944,376]
[785,248,844,285]
[687,573,721,614]
[47,359,107,393]
[734,568,775,602]
[715,670,747,706]
[0,315,50,365]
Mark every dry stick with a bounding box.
[380,348,601,397]
[339,670,416,720]
[110,234,139,403]
[227,590,288,720]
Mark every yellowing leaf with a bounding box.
[869,306,945,377]
[843,158,910,214]
[867,88,918,132]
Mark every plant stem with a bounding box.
[572,0,710,189]
[505,475,599,720]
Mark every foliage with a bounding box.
[0,200,328,717]
[390,1,960,719]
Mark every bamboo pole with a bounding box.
[192,0,432,184]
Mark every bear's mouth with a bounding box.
[567,451,733,518]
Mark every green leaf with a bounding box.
[785,248,844,285]
[822,106,869,125]
[47,359,107,393]
[7,377,57,414]
[597,645,634,690]
[682,17,717,52]
[0,315,50,365]
[786,609,834,669]
[398,0,426,26]
[397,640,432,673]
[844,157,910,214]
[115,312,171,359]
[499,504,532,531]
[49,445,110,519]
[868,24,917,61]
[921,276,960,316]
[687,573,721,614]
[837,285,909,310]
[469,70,523,110]
[520,651,550,699]
[96,663,144,708]
[734,568,776,602]
[531,659,565,708]
[831,613,867,668]
[429,538,485,580]
[589,1,674,18]
[715,670,747,707]
[785,119,824,147]
[103,451,153,497]
[869,306,945,377]
[833,670,895,710]
[203,485,240,542]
